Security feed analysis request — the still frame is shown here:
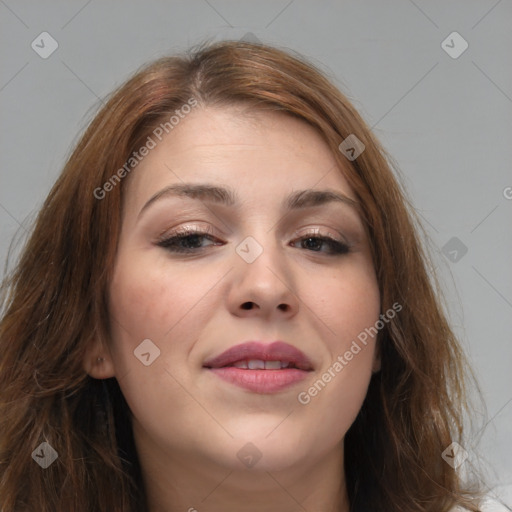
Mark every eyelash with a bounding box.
[156,226,351,256]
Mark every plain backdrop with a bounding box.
[1,0,511,506]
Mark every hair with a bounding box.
[0,40,486,511]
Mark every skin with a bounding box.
[84,106,381,512]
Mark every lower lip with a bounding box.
[207,367,310,393]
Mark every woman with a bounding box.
[0,40,499,511]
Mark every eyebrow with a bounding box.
[137,182,359,220]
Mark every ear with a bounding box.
[82,336,116,379]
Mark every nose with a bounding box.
[227,235,300,321]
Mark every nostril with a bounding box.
[241,302,255,310]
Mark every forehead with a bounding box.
[124,106,356,210]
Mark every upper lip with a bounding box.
[203,341,314,371]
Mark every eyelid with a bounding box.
[293,226,351,246]
[156,223,215,240]
[156,223,353,259]
[158,224,349,244]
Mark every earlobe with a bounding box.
[82,339,116,379]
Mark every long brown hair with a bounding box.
[0,40,485,511]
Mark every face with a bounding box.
[89,106,380,474]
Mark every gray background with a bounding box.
[1,0,511,505]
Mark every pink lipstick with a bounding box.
[203,341,313,393]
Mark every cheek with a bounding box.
[106,248,229,385]
[108,252,210,342]
[294,262,379,438]
[105,253,217,435]
[305,259,380,346]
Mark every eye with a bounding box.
[291,231,350,256]
[156,226,351,256]
[156,226,222,254]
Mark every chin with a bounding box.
[224,427,311,472]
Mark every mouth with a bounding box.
[220,359,306,369]
[203,341,314,393]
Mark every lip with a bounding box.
[203,341,313,393]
